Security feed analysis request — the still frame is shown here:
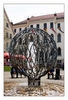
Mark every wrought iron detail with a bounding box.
[9,28,57,80]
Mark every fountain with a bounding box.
[9,28,57,86]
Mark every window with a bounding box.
[14,29,16,33]
[6,23,9,27]
[57,33,61,42]
[10,34,12,39]
[57,60,61,63]
[58,47,61,56]
[6,42,8,51]
[57,23,60,28]
[19,28,21,31]
[50,22,53,28]
[44,23,47,29]
[36,24,39,28]
[30,25,33,28]
[51,34,54,39]
[6,33,8,38]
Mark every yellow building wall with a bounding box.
[4,9,13,52]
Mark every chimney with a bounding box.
[54,12,57,24]
[10,22,13,25]
[54,13,57,17]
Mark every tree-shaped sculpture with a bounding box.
[9,28,57,86]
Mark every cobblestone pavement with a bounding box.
[4,69,64,96]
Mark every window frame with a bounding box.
[50,22,53,28]
[57,33,61,42]
[57,23,60,28]
[36,24,39,29]
[14,29,16,33]
[6,32,8,38]
[19,28,22,31]
[44,23,47,29]
[10,34,12,39]
[58,47,61,56]
[6,23,9,28]
[30,25,33,28]
[6,42,8,51]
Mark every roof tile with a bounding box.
[13,12,64,25]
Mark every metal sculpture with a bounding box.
[9,28,57,86]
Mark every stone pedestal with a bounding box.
[28,78,40,86]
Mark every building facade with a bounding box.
[12,12,64,64]
[4,9,13,52]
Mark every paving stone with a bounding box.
[4,82,64,96]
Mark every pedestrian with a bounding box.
[47,67,54,79]
[19,66,25,77]
[55,65,61,80]
[62,62,64,70]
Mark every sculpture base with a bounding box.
[28,78,40,86]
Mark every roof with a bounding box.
[13,12,64,26]
[13,20,27,25]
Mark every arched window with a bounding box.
[58,47,61,56]
[57,33,61,42]
[51,34,54,39]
